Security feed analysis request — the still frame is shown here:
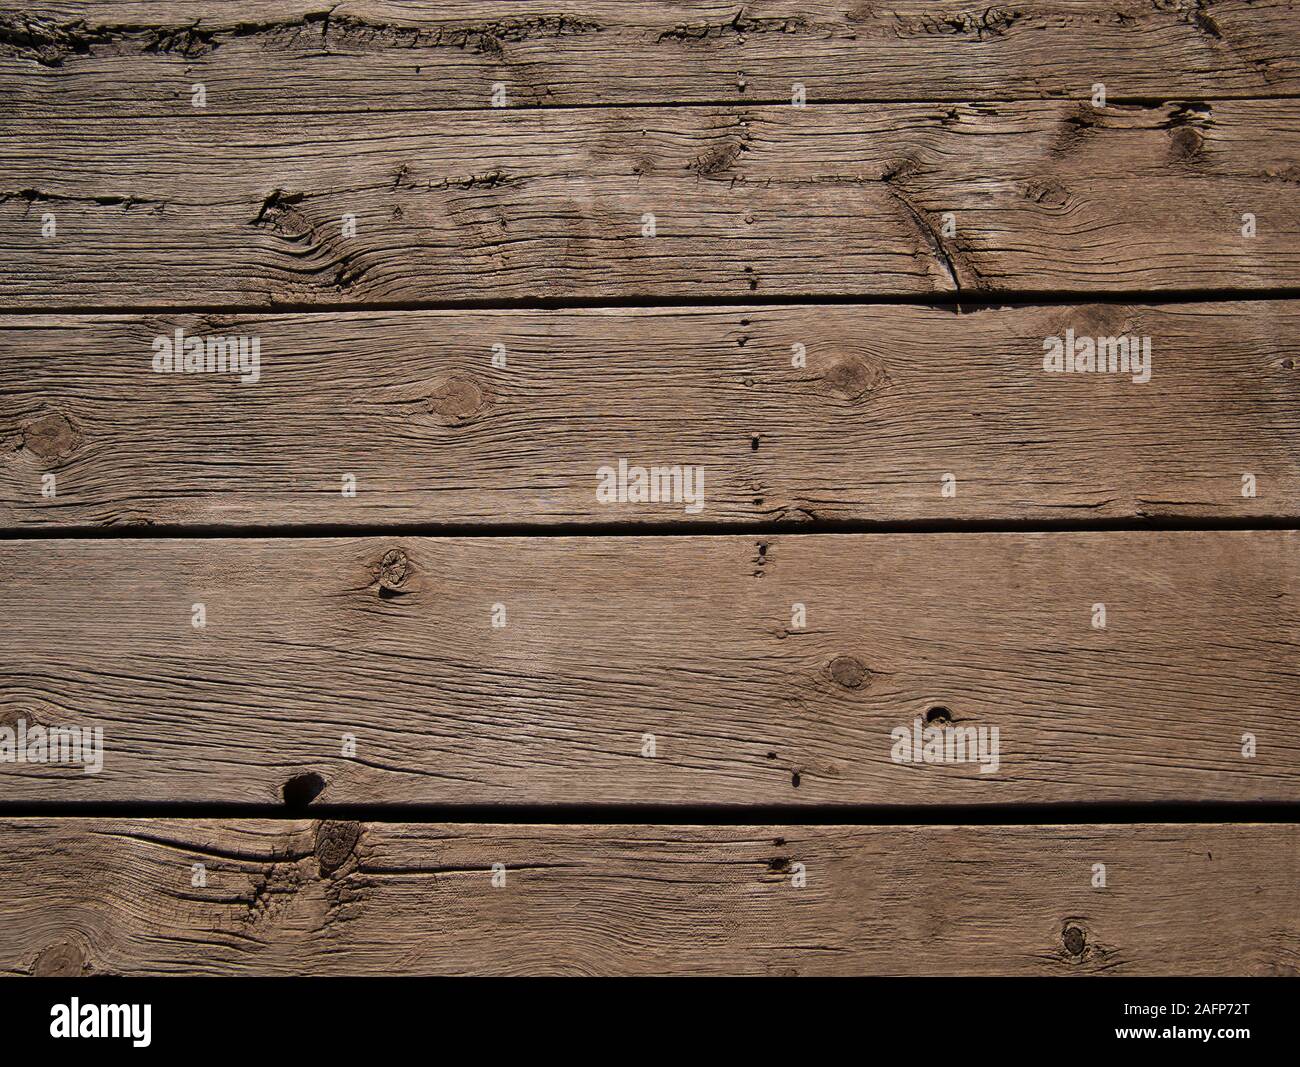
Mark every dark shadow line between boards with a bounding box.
[5,285,1300,318]
[2,801,1299,825]
[2,515,1297,541]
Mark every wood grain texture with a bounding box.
[3,101,1298,305]
[2,2,1293,987]
[3,819,1296,975]
[0,532,1294,805]
[4,1,1300,116]
[1,301,1296,528]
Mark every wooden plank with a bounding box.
[2,819,1295,975]
[4,2,1299,116]
[0,532,1294,805]
[3,101,1298,305]
[1,302,1297,528]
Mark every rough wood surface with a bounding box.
[3,101,1298,305]
[3,819,1296,975]
[1,301,1296,528]
[3,1,1294,986]
[4,2,1300,116]
[1,532,1294,805]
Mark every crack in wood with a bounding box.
[657,9,810,43]
[891,7,1025,40]
[0,11,605,66]
[0,187,162,213]
[248,188,310,236]
[247,188,372,293]
[879,164,972,292]
[1164,0,1224,40]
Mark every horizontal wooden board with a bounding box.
[0,532,1295,805]
[3,819,1295,975]
[3,101,1298,305]
[4,2,1300,116]
[1,302,1297,528]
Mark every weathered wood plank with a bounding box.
[3,101,1298,305]
[4,1,1299,116]
[1,302,1296,528]
[0,532,1294,804]
[3,819,1295,975]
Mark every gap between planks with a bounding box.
[3,802,1300,826]
[2,517,1300,541]
[6,286,1300,316]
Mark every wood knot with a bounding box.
[378,549,410,593]
[32,939,86,977]
[428,373,488,425]
[21,411,79,463]
[0,705,38,730]
[829,655,870,690]
[1169,125,1203,162]
[1062,922,1087,957]
[1049,303,1136,339]
[315,820,361,876]
[1022,179,1070,208]
[821,354,886,402]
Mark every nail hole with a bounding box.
[283,772,326,808]
[751,436,760,451]
[790,770,801,788]
[925,706,953,726]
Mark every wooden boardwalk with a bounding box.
[0,1,1297,977]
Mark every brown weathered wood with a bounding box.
[3,819,1296,975]
[1,0,1292,990]
[2,101,1298,305]
[4,1,1299,116]
[1,301,1296,528]
[0,532,1294,804]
